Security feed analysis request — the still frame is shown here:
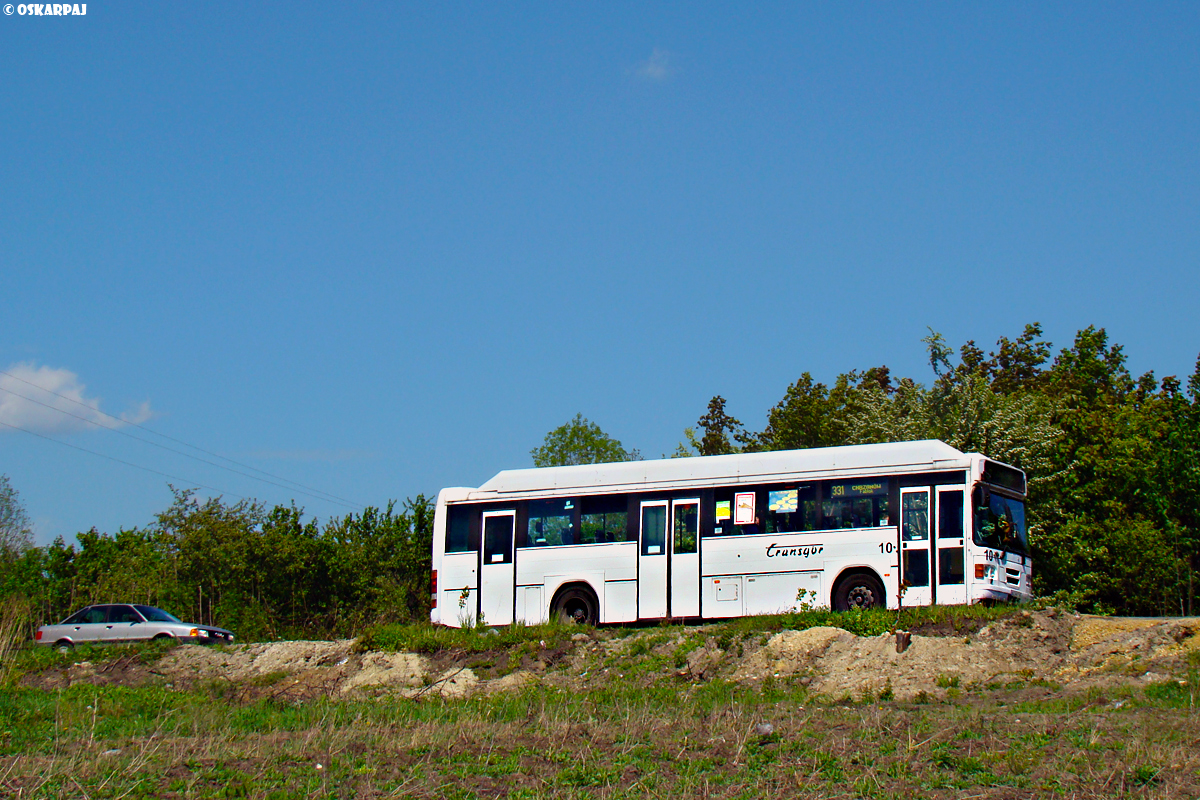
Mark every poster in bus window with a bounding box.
[715,500,731,521]
[734,492,756,525]
[769,489,797,513]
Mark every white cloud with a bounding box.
[633,48,675,82]
[120,400,155,426]
[0,362,153,435]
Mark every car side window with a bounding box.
[110,605,142,623]
[63,609,91,624]
[82,607,108,624]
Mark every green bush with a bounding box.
[3,491,435,642]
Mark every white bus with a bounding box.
[430,440,1032,627]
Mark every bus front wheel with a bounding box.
[552,587,598,625]
[833,573,885,611]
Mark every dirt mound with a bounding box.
[723,612,1073,700]
[146,640,485,701]
[741,611,1200,701]
[24,611,1200,703]
[734,626,852,680]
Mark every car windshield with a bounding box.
[134,605,182,623]
[973,489,1028,555]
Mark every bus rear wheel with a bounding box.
[553,587,598,625]
[834,573,885,611]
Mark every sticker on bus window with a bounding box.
[715,501,731,521]
[769,489,797,513]
[734,492,756,525]
[491,553,504,563]
[647,545,661,554]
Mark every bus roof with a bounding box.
[465,439,980,500]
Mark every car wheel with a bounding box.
[54,640,73,653]
[834,573,885,611]
[552,587,598,625]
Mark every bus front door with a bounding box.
[670,499,700,618]
[640,499,701,620]
[480,511,515,626]
[900,488,932,606]
[935,487,967,604]
[639,501,668,619]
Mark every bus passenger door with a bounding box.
[480,511,515,626]
[900,488,932,606]
[935,487,967,605]
[671,499,700,618]
[639,501,668,619]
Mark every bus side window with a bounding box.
[876,495,891,527]
[711,488,764,535]
[581,495,628,543]
[822,479,890,530]
[765,485,816,533]
[446,506,473,553]
[528,498,577,546]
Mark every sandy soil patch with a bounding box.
[27,610,1200,703]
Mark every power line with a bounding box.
[0,418,250,505]
[0,368,367,509]
[0,385,362,512]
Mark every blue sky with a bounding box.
[2,2,1198,545]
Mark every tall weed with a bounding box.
[0,595,32,682]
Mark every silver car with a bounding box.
[34,604,235,649]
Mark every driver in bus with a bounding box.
[975,500,997,547]
[997,509,1017,549]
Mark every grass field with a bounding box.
[2,662,1198,798]
[3,604,1198,798]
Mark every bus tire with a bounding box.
[833,572,885,611]
[552,586,598,625]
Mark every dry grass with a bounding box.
[4,609,1200,798]
[2,676,1200,798]
[0,596,31,682]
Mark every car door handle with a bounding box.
[106,625,113,629]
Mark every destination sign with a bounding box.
[828,481,888,498]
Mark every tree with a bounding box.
[669,428,701,458]
[531,414,636,467]
[696,396,748,456]
[847,371,1062,478]
[0,475,33,557]
[755,368,891,452]
[987,322,1053,394]
[755,373,839,451]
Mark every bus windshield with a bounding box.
[973,489,1027,555]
